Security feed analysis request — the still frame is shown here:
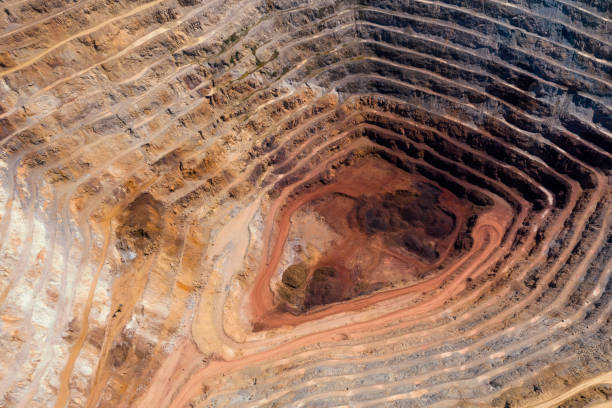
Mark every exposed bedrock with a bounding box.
[0,0,610,407]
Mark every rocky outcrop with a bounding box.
[0,0,610,407]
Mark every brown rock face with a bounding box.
[0,0,610,407]
[115,192,164,257]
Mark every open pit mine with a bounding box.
[0,0,611,407]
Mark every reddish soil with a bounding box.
[250,157,476,329]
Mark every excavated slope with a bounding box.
[0,0,611,407]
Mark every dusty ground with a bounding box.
[0,0,610,407]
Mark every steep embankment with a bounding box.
[0,0,610,407]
